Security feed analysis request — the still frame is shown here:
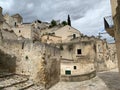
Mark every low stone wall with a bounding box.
[61,70,96,82]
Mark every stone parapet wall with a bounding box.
[61,70,96,82]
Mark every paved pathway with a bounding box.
[97,68,120,90]
[49,76,108,90]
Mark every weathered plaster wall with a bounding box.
[50,25,81,43]
[106,43,118,69]
[59,41,96,81]
[96,39,117,71]
[59,41,96,62]
[61,62,95,76]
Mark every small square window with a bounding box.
[74,66,77,69]
[77,49,82,54]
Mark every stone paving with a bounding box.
[0,72,44,90]
[49,76,109,90]
[97,68,120,90]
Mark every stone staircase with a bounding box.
[0,72,44,90]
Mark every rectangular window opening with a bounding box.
[73,34,76,39]
[65,70,71,75]
[77,49,82,54]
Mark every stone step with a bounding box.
[0,73,44,90]
[0,72,14,78]
[0,75,28,89]
[0,73,15,82]
[25,85,45,90]
[4,80,34,90]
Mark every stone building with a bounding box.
[104,0,120,72]
[1,11,40,40]
[69,34,117,71]
[58,41,96,81]
[3,13,22,28]
[41,25,81,43]
[11,14,23,24]
[12,23,39,40]
[53,25,81,43]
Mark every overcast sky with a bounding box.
[0,0,114,42]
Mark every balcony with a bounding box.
[104,16,115,37]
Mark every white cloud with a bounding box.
[0,0,13,13]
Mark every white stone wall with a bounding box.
[54,25,81,42]
[61,62,95,75]
[60,41,96,61]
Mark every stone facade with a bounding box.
[12,24,33,39]
[66,35,117,71]
[41,34,62,44]
[1,11,40,41]
[95,39,117,71]
[59,41,96,61]
[53,25,81,43]
[105,0,120,73]
[41,25,81,43]
[58,41,96,81]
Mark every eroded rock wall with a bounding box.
[0,39,60,89]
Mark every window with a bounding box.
[25,56,28,60]
[74,66,77,69]
[65,70,71,75]
[14,22,16,27]
[19,30,21,33]
[73,34,76,39]
[77,49,82,54]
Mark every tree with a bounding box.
[50,20,57,27]
[67,15,71,26]
[61,21,68,26]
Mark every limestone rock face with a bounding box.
[0,40,60,89]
